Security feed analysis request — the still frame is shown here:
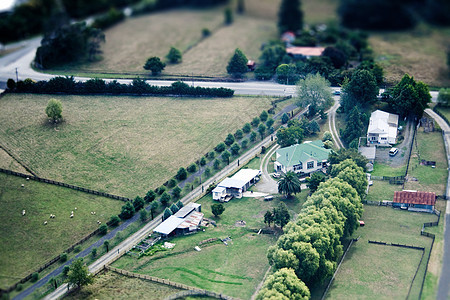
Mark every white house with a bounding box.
[367,110,399,145]
[212,169,261,201]
[274,140,331,175]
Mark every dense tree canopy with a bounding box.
[45,99,63,123]
[166,47,182,63]
[341,106,367,148]
[341,69,378,112]
[328,148,368,171]
[387,74,431,118]
[276,123,304,148]
[143,57,166,75]
[211,203,225,217]
[67,259,93,289]
[330,159,368,199]
[257,268,310,300]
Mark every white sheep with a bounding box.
[70,213,74,218]
[44,221,47,225]
[74,207,77,210]
[97,220,101,224]
[22,210,26,216]
[93,211,96,215]
[21,184,24,188]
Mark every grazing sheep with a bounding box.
[22,210,26,216]
[21,184,24,188]
[70,213,74,218]
[74,207,77,210]
[44,221,47,225]
[93,212,96,215]
[26,177,29,180]
[91,212,93,215]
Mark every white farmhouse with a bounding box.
[367,110,399,145]
[274,140,331,175]
[212,169,261,201]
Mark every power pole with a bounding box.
[15,68,18,82]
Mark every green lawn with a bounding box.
[112,192,307,299]
[0,173,123,289]
[0,94,273,198]
[64,270,184,300]
[326,205,437,300]
[404,127,448,195]
[370,162,406,177]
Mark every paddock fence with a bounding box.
[105,266,235,300]
[0,168,130,202]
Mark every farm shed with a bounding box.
[212,169,261,201]
[154,203,203,237]
[393,190,436,213]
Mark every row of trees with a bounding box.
[276,118,321,148]
[8,77,234,97]
[258,158,366,298]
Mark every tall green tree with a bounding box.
[341,106,366,148]
[388,74,431,118]
[264,210,274,227]
[278,0,303,33]
[276,123,304,148]
[256,268,310,300]
[119,202,135,220]
[45,99,63,123]
[211,203,225,217]
[149,201,159,219]
[227,48,248,77]
[306,172,326,193]
[341,69,378,112]
[296,73,333,112]
[66,259,93,289]
[143,57,166,75]
[273,202,291,228]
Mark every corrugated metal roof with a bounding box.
[177,211,204,229]
[153,216,185,235]
[231,169,261,183]
[218,178,246,189]
[276,140,330,168]
[174,202,200,218]
[393,190,436,206]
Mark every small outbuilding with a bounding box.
[154,203,203,237]
[392,190,436,213]
[212,169,261,201]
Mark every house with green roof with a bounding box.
[274,140,331,175]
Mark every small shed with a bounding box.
[247,60,256,71]
[393,190,436,213]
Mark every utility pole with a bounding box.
[15,68,18,82]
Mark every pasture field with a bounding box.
[0,94,273,198]
[0,172,123,289]
[0,148,29,174]
[370,24,450,88]
[112,192,308,299]
[404,127,448,195]
[64,270,183,300]
[325,204,437,300]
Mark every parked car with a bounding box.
[264,195,274,201]
[333,90,341,95]
[389,147,399,156]
[272,173,281,178]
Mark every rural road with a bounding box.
[424,108,450,300]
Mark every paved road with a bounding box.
[327,97,344,149]
[424,108,450,300]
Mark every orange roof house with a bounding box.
[393,190,436,213]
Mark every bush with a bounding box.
[208,151,215,159]
[119,202,135,220]
[255,65,274,80]
[176,167,188,181]
[241,139,249,148]
[156,186,166,195]
[60,253,68,263]
[213,159,221,169]
[7,78,15,90]
[74,245,81,253]
[199,156,207,166]
[187,163,198,173]
[167,178,177,188]
[62,265,70,277]
[243,123,251,133]
[140,209,148,222]
[250,131,257,142]
[167,47,182,63]
[91,247,97,258]
[260,110,269,122]
[109,215,120,226]
[31,272,39,283]
[224,133,235,146]
[16,284,23,291]
[234,129,243,140]
[172,186,182,199]
[98,224,108,235]
[160,192,171,206]
[202,28,211,37]
[281,113,289,124]
[215,142,226,153]
[204,167,211,177]
[266,118,274,128]
[133,196,145,211]
[230,142,240,155]
[251,117,260,127]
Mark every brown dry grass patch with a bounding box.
[370,24,450,88]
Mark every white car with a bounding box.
[389,148,399,157]
[272,173,281,178]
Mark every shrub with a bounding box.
[176,167,188,181]
[243,123,251,133]
[266,118,275,128]
[167,178,177,188]
[215,142,226,153]
[251,117,260,127]
[204,167,212,177]
[230,142,240,155]
[133,196,145,211]
[202,28,211,37]
[255,66,274,80]
[208,151,215,159]
[187,163,198,173]
[166,47,182,63]
[224,133,235,146]
[140,209,148,222]
[160,192,171,206]
[62,265,70,277]
[200,156,207,166]
[109,215,120,226]
[7,78,15,90]
[213,159,221,169]
[250,131,257,142]
[74,245,81,253]
[98,224,108,235]
[31,272,39,283]
[172,186,182,199]
[234,129,244,140]
[241,139,249,148]
[260,110,269,122]
[60,253,68,263]
[119,202,135,220]
[156,186,166,195]
[221,150,231,163]
[16,284,23,291]
[281,113,289,124]
[91,247,97,258]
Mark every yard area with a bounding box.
[0,94,274,198]
[404,127,448,195]
[0,173,123,289]
[325,204,437,300]
[111,192,307,299]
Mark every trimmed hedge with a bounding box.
[11,77,234,97]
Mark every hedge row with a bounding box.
[10,77,234,97]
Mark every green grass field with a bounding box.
[64,270,183,300]
[404,127,448,195]
[0,173,123,289]
[112,192,307,299]
[370,162,406,177]
[326,204,437,300]
[0,94,273,198]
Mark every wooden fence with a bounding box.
[0,168,130,202]
[106,266,235,300]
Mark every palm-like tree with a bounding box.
[278,171,301,197]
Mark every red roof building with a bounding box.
[393,190,436,212]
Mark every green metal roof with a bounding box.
[276,140,331,167]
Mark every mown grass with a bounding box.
[370,162,406,177]
[0,173,123,289]
[365,180,402,203]
[64,270,183,300]
[326,205,437,300]
[404,127,448,195]
[0,94,273,198]
[370,23,450,88]
[112,192,308,299]
[435,106,450,125]
[0,148,29,174]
